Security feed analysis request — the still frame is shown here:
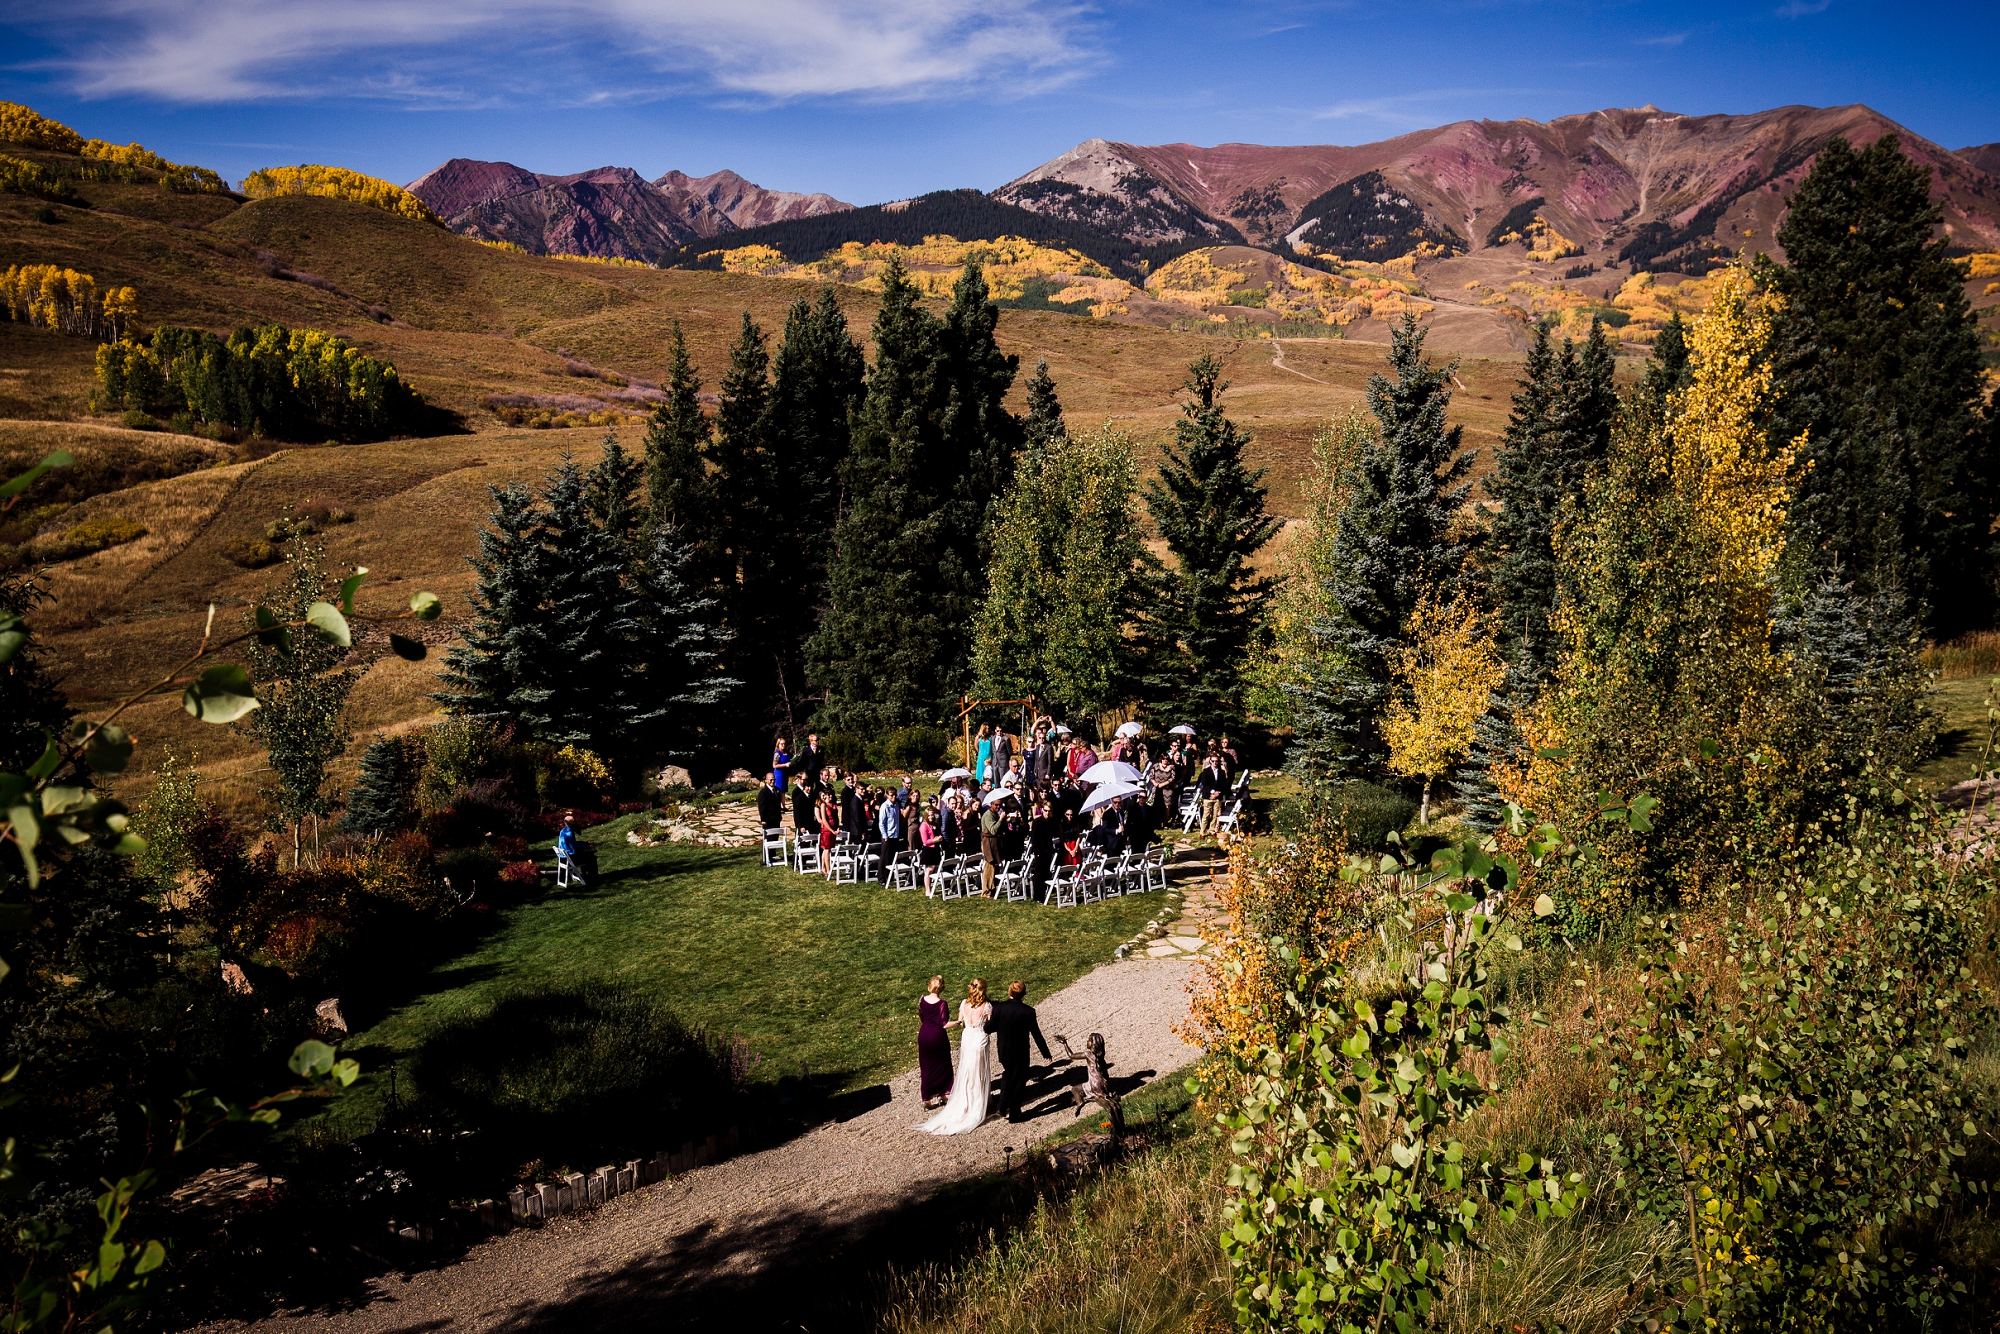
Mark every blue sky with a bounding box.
[2,1,1993,205]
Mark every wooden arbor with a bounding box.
[954,695,1037,770]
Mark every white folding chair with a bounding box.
[1216,796,1246,834]
[995,858,1030,903]
[1112,849,1143,895]
[935,855,965,900]
[792,835,822,875]
[830,839,860,885]
[555,852,579,888]
[1179,791,1201,832]
[886,850,919,891]
[760,827,787,867]
[1077,854,1106,903]
[1142,845,1168,892]
[1049,859,1081,908]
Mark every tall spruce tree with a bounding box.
[435,481,547,727]
[1290,315,1476,782]
[1022,358,1068,461]
[710,313,780,739]
[643,322,715,566]
[638,523,740,764]
[586,428,645,546]
[763,287,864,727]
[807,259,1019,733]
[1766,133,1998,635]
[1456,320,1617,824]
[1137,354,1280,735]
[524,455,646,754]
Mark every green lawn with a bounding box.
[1914,675,1996,792]
[317,812,1162,1147]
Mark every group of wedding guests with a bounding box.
[753,720,1246,902]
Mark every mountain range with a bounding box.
[412,104,2000,276]
[406,158,852,261]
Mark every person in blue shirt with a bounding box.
[772,737,792,790]
[879,791,905,844]
[555,812,589,887]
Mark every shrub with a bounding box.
[529,742,615,808]
[822,731,870,773]
[30,515,145,562]
[879,726,949,771]
[221,537,281,569]
[420,779,534,850]
[1324,780,1417,850]
[433,843,502,896]
[120,409,157,431]
[0,154,79,205]
[418,718,530,814]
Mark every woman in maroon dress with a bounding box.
[918,975,957,1108]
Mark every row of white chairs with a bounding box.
[1178,774,1252,834]
[757,826,1170,904]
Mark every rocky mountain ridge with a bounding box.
[405,158,852,261]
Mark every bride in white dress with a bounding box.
[918,978,993,1135]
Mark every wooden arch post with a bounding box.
[955,695,1038,771]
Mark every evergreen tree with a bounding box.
[1136,354,1280,735]
[340,734,422,836]
[1638,313,1692,406]
[642,322,715,564]
[975,414,1143,717]
[636,523,740,763]
[243,538,360,866]
[1457,320,1617,824]
[0,570,67,775]
[586,428,645,547]
[1290,315,1476,782]
[1022,358,1068,461]
[808,259,1019,732]
[435,481,548,727]
[763,287,865,728]
[1766,133,1997,635]
[711,313,777,734]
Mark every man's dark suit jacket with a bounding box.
[987,997,1051,1068]
[756,784,783,830]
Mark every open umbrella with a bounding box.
[1081,760,1144,786]
[1052,724,1072,735]
[983,786,1021,807]
[939,767,971,781]
[1080,781,1141,813]
[1168,724,1196,736]
[1115,720,1144,738]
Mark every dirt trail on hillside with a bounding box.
[1269,339,1330,384]
[203,956,1200,1334]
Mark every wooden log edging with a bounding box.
[384,1125,745,1249]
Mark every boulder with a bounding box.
[315,997,348,1033]
[658,764,694,790]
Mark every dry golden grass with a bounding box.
[1925,630,2000,681]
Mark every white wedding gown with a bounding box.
[917,1001,993,1135]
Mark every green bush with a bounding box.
[120,409,157,431]
[418,717,529,813]
[878,725,949,771]
[1274,781,1415,850]
[30,515,146,562]
[220,536,280,568]
[822,731,870,773]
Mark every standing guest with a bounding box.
[988,981,1051,1123]
[879,787,905,847]
[798,732,826,792]
[791,771,817,838]
[980,798,1004,896]
[1067,736,1098,781]
[1028,793,1057,900]
[919,803,943,890]
[1196,754,1227,834]
[918,975,957,1109]
[1219,734,1241,776]
[817,790,838,876]
[772,737,792,791]
[1148,749,1179,823]
[1023,723,1053,789]
[975,724,995,786]
[1002,754,1026,791]
[992,727,1015,784]
[756,771,784,833]
[842,773,867,840]
[896,774,917,814]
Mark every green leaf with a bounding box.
[0,450,73,500]
[0,773,23,807]
[305,601,350,648]
[96,1240,124,1281]
[337,567,369,614]
[0,627,24,665]
[134,1239,166,1275]
[80,722,133,775]
[25,735,59,782]
[289,1039,336,1078]
[388,633,427,662]
[1698,737,1720,760]
[253,604,291,652]
[409,590,441,621]
[182,663,259,723]
[1627,794,1659,832]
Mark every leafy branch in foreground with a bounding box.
[1212,800,1652,1333]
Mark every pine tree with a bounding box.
[763,287,865,728]
[711,313,776,735]
[637,523,740,763]
[243,538,361,865]
[1638,313,1692,405]
[1137,354,1280,735]
[1766,134,1997,635]
[0,571,67,775]
[435,481,548,726]
[807,260,1020,733]
[643,322,715,564]
[523,455,645,753]
[586,428,645,547]
[340,734,421,836]
[1290,315,1476,782]
[1022,359,1068,461]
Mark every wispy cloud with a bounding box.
[10,0,1099,105]
[1636,32,1688,47]
[1775,0,1831,15]
[1308,87,1540,131]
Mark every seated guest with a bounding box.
[756,772,784,832]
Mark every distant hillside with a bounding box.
[1006,106,2000,275]
[665,189,1208,280]
[406,158,850,262]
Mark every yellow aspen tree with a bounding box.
[1381,592,1505,824]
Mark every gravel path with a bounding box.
[207,955,1199,1334]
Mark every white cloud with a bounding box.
[1774,0,1831,15]
[13,0,1097,104]
[1636,32,1688,47]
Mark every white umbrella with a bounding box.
[983,787,1021,807]
[1168,724,1196,736]
[1115,720,1143,738]
[1052,724,1072,735]
[939,767,971,781]
[1081,760,1144,786]
[1080,781,1141,813]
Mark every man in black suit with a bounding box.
[756,772,784,831]
[799,732,826,793]
[988,980,1051,1122]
